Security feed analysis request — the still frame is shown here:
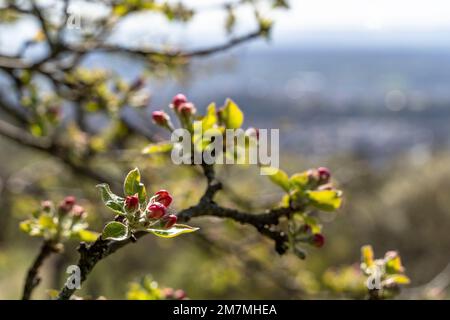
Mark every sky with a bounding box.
[185,0,450,30]
[179,0,450,48]
[2,0,450,54]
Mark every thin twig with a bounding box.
[22,240,58,300]
[56,165,297,300]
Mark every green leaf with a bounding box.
[145,224,199,238]
[361,245,374,267]
[113,4,129,16]
[289,172,310,190]
[19,220,32,233]
[202,103,217,131]
[123,168,147,202]
[96,183,125,215]
[142,142,173,154]
[304,216,322,233]
[101,221,129,241]
[261,167,290,192]
[221,98,244,129]
[307,190,342,211]
[73,230,99,242]
[385,253,404,274]
[38,215,57,230]
[46,289,60,299]
[384,274,411,285]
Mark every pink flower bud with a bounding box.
[174,289,186,300]
[153,190,172,207]
[124,194,139,213]
[179,102,196,116]
[246,127,260,140]
[152,110,170,126]
[162,214,177,229]
[41,200,52,212]
[64,196,76,206]
[171,93,188,110]
[147,202,166,219]
[72,205,87,219]
[162,288,174,299]
[317,167,331,183]
[311,233,325,248]
[59,196,76,213]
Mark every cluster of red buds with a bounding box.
[151,93,197,131]
[162,288,187,300]
[170,93,197,116]
[123,190,177,229]
[147,190,177,229]
[57,196,87,220]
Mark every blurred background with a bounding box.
[1,0,450,299]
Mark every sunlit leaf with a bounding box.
[202,102,218,131]
[96,183,125,215]
[385,252,405,274]
[46,289,60,299]
[19,220,32,233]
[361,245,374,267]
[383,274,411,286]
[73,230,100,242]
[221,98,244,129]
[289,172,310,190]
[261,167,290,192]
[142,142,173,154]
[145,224,199,238]
[38,215,57,229]
[123,168,147,202]
[101,221,129,241]
[307,190,342,211]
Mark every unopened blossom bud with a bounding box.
[162,214,177,229]
[174,289,186,300]
[124,194,139,213]
[317,167,331,184]
[307,169,320,184]
[153,190,172,207]
[72,205,87,219]
[246,127,260,140]
[162,288,174,299]
[179,102,196,116]
[147,202,166,219]
[171,93,188,110]
[311,233,325,248]
[41,200,52,213]
[152,110,170,127]
[59,196,76,214]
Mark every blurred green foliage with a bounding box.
[1,134,450,299]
